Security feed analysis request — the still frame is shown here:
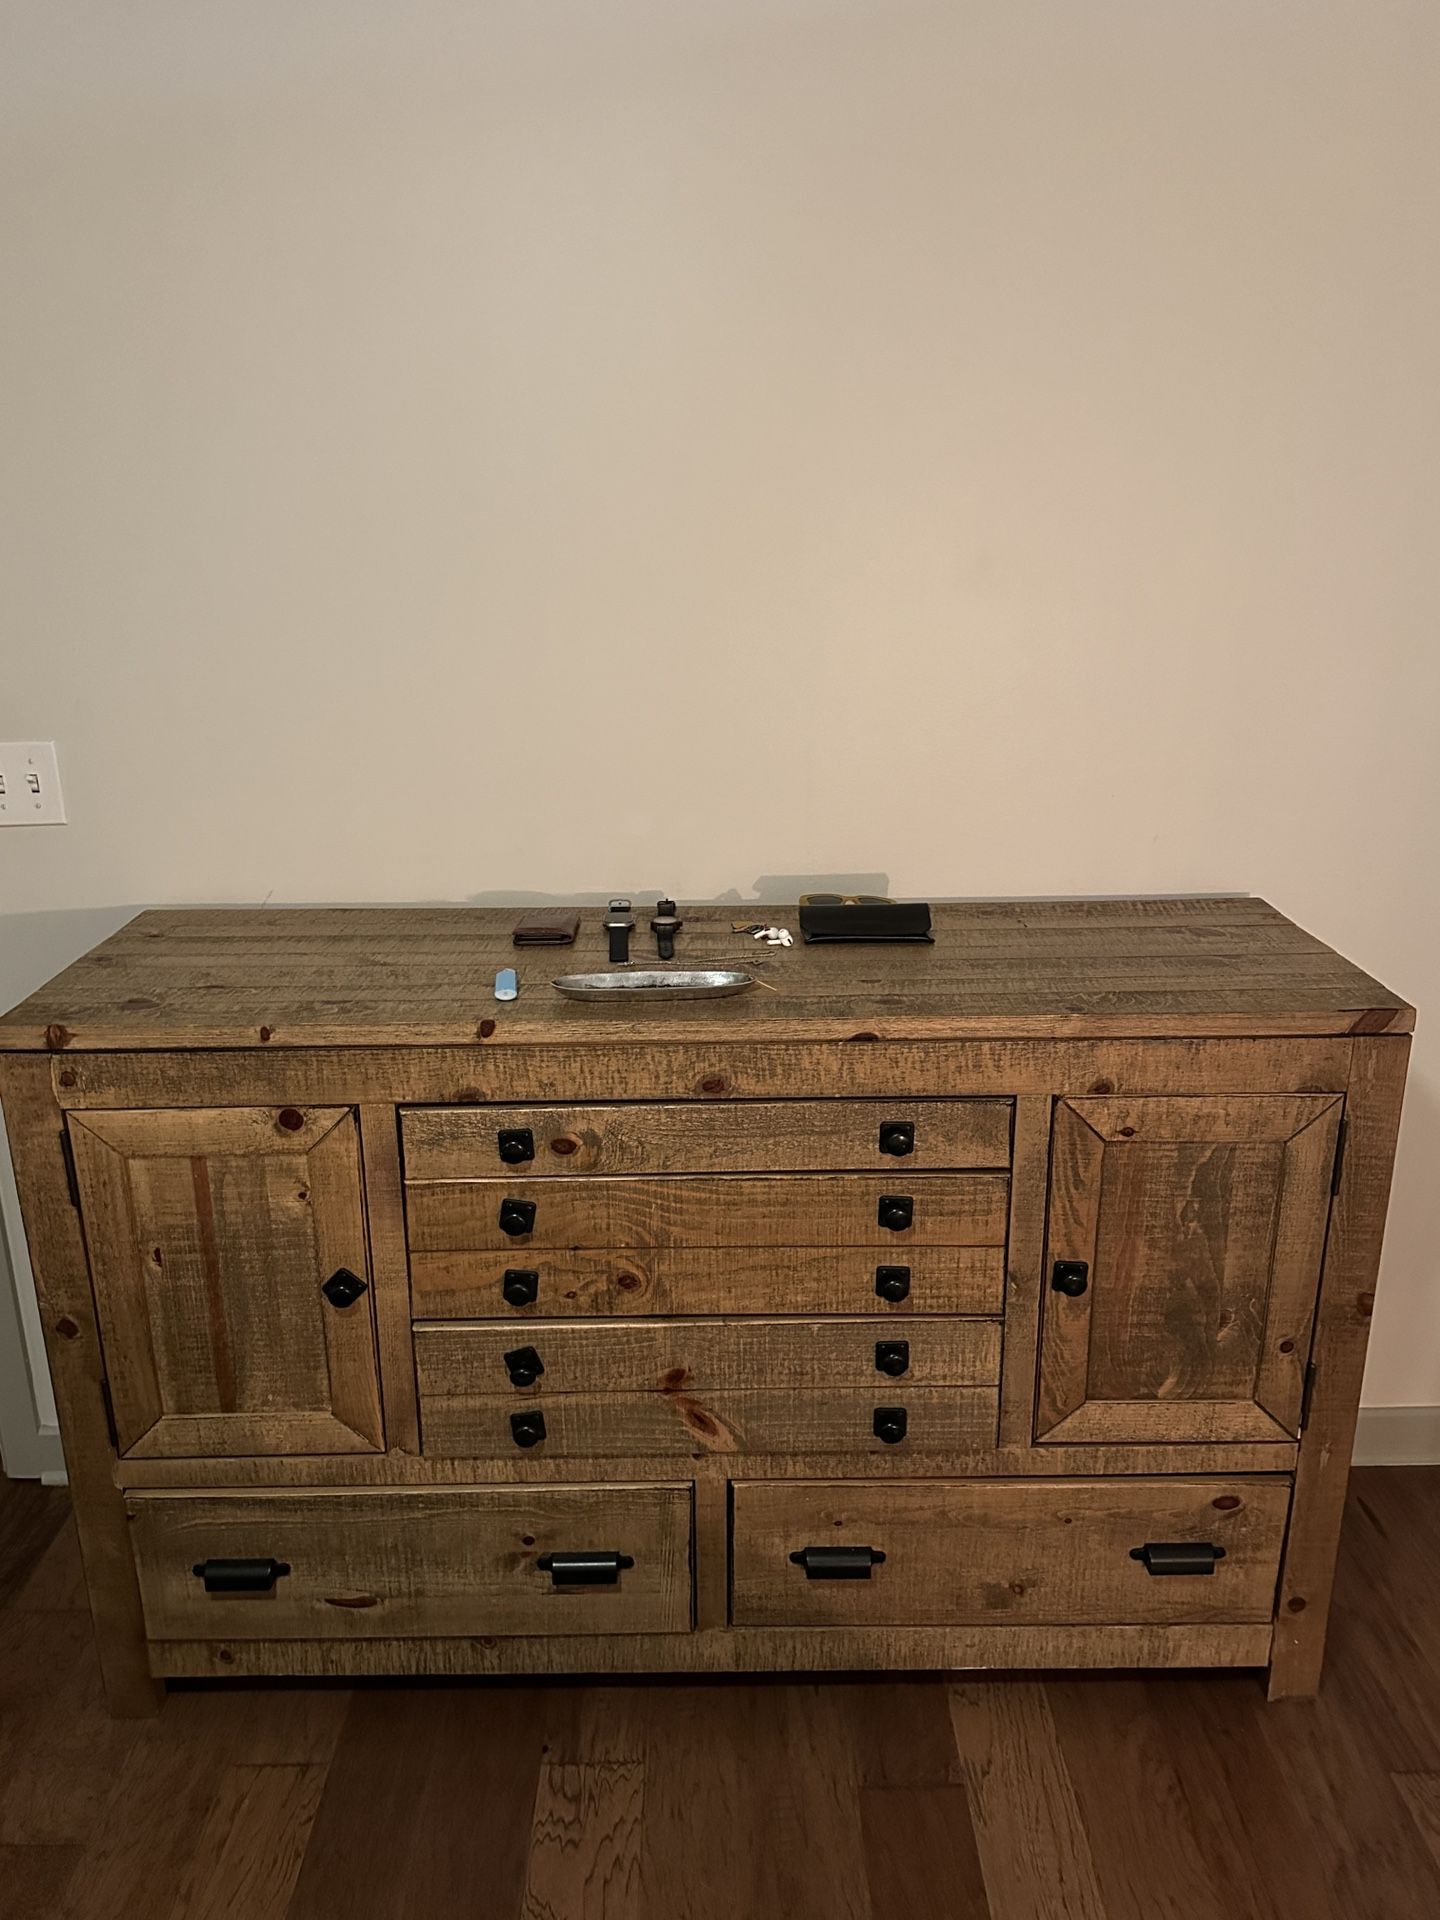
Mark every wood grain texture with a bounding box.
[410,1243,1008,1320]
[50,1034,1361,1108]
[356,1103,420,1453]
[416,1385,1001,1460]
[521,1762,644,1919]
[68,1107,383,1459]
[0,899,1410,1048]
[404,1097,1012,1178]
[405,1171,1010,1252]
[1270,1035,1411,1697]
[127,1484,694,1640]
[950,1681,1107,1920]
[731,1477,1290,1628]
[414,1315,1002,1395]
[1036,1094,1341,1445]
[0,1054,159,1717]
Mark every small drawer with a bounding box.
[402,1100,1012,1178]
[404,1173,1009,1255]
[410,1245,1007,1321]
[730,1477,1291,1627]
[128,1485,693,1640]
[417,1386,1000,1459]
[414,1317,1001,1397]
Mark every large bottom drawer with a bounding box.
[128,1485,694,1640]
[730,1477,1290,1627]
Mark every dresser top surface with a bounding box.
[0,898,1412,1052]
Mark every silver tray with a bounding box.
[551,969,756,1002]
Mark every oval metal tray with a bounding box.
[551,969,756,1002]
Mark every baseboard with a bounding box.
[1353,1407,1440,1466]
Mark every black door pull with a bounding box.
[1130,1542,1227,1576]
[875,1339,910,1377]
[499,1197,537,1238]
[192,1557,291,1593]
[878,1194,913,1232]
[503,1268,540,1307]
[878,1121,915,1157]
[873,1405,908,1444]
[875,1265,911,1302]
[536,1550,634,1586]
[1051,1260,1089,1298]
[497,1128,535,1165]
[510,1410,546,1448]
[789,1546,886,1579]
[321,1267,368,1308]
[503,1345,544,1388]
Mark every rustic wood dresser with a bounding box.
[0,899,1412,1715]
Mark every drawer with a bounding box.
[410,1245,1007,1321]
[417,1386,999,1458]
[730,1477,1290,1627]
[402,1100,1012,1178]
[128,1485,693,1640]
[404,1173,1010,1254]
[415,1317,1001,1396]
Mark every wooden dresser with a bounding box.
[0,899,1412,1715]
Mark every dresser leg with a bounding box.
[1267,1035,1410,1700]
[0,1056,163,1719]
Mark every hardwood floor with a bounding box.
[2,1468,1438,1918]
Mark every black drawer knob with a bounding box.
[1051,1259,1089,1298]
[497,1127,535,1165]
[321,1267,368,1309]
[503,1344,545,1388]
[502,1268,540,1307]
[875,1264,911,1303]
[192,1557,291,1594]
[537,1550,634,1587]
[510,1410,546,1448]
[1130,1542,1226,1576]
[875,1339,910,1377]
[878,1121,915,1157]
[789,1545,886,1579]
[499,1197,537,1238]
[878,1194,913,1232]
[873,1405,908,1444]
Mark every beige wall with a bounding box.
[1,2,1437,1407]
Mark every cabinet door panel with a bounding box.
[70,1107,383,1457]
[1036,1095,1342,1444]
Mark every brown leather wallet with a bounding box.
[512,911,580,947]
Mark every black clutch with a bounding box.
[798,900,933,944]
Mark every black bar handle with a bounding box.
[1130,1542,1227,1576]
[789,1546,887,1579]
[536,1550,635,1586]
[192,1557,291,1594]
[499,1197,537,1238]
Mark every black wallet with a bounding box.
[798,900,933,944]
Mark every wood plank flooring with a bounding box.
[1,1467,1437,1918]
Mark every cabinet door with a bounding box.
[70,1107,384,1458]
[1036,1095,1342,1445]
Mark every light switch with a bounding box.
[0,742,66,824]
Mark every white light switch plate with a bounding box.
[0,742,67,824]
